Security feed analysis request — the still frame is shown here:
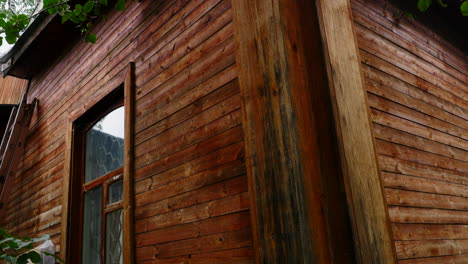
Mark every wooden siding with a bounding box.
[0,0,254,263]
[351,0,468,263]
[0,76,28,104]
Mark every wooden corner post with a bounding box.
[316,0,397,263]
[232,0,356,263]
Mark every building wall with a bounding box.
[1,0,254,262]
[351,0,468,263]
[0,76,28,104]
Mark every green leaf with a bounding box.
[47,7,58,15]
[70,14,80,24]
[83,0,94,13]
[99,0,108,6]
[74,4,82,15]
[114,0,126,11]
[62,12,72,23]
[0,37,3,46]
[79,13,87,21]
[17,14,28,21]
[86,33,97,44]
[461,1,468,16]
[6,239,19,249]
[17,253,30,264]
[417,0,432,12]
[43,0,57,8]
[27,251,42,263]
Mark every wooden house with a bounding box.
[0,0,466,263]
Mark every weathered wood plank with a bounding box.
[135,125,243,181]
[156,229,252,258]
[0,76,28,104]
[135,211,251,247]
[367,79,467,130]
[351,0,468,74]
[135,141,244,194]
[395,239,468,259]
[362,51,468,111]
[392,223,468,241]
[385,189,468,210]
[136,190,249,233]
[378,155,467,185]
[376,140,468,174]
[352,7,467,84]
[356,23,467,100]
[233,0,362,262]
[382,172,468,198]
[398,254,468,264]
[317,0,396,263]
[371,109,467,151]
[363,64,467,120]
[374,124,467,162]
[388,207,468,224]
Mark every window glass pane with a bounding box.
[85,107,124,183]
[108,180,123,204]
[82,187,102,264]
[106,209,123,264]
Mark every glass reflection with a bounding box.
[82,187,102,264]
[85,107,124,183]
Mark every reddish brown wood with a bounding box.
[1,1,254,263]
[351,0,468,263]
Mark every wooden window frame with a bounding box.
[61,63,135,263]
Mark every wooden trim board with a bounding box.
[316,0,396,263]
[123,62,135,264]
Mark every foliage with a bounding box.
[0,227,62,264]
[417,0,468,16]
[0,0,127,47]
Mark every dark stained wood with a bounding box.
[124,62,135,264]
[233,0,359,263]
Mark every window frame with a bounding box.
[61,63,135,264]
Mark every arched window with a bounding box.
[65,84,131,264]
[81,106,125,264]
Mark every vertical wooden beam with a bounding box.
[232,0,355,263]
[60,120,73,260]
[123,62,135,264]
[316,0,396,263]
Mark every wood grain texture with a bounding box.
[317,0,396,263]
[233,0,357,262]
[124,62,135,264]
[2,0,254,263]
[0,76,28,104]
[351,1,468,263]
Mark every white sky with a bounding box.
[93,106,125,139]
